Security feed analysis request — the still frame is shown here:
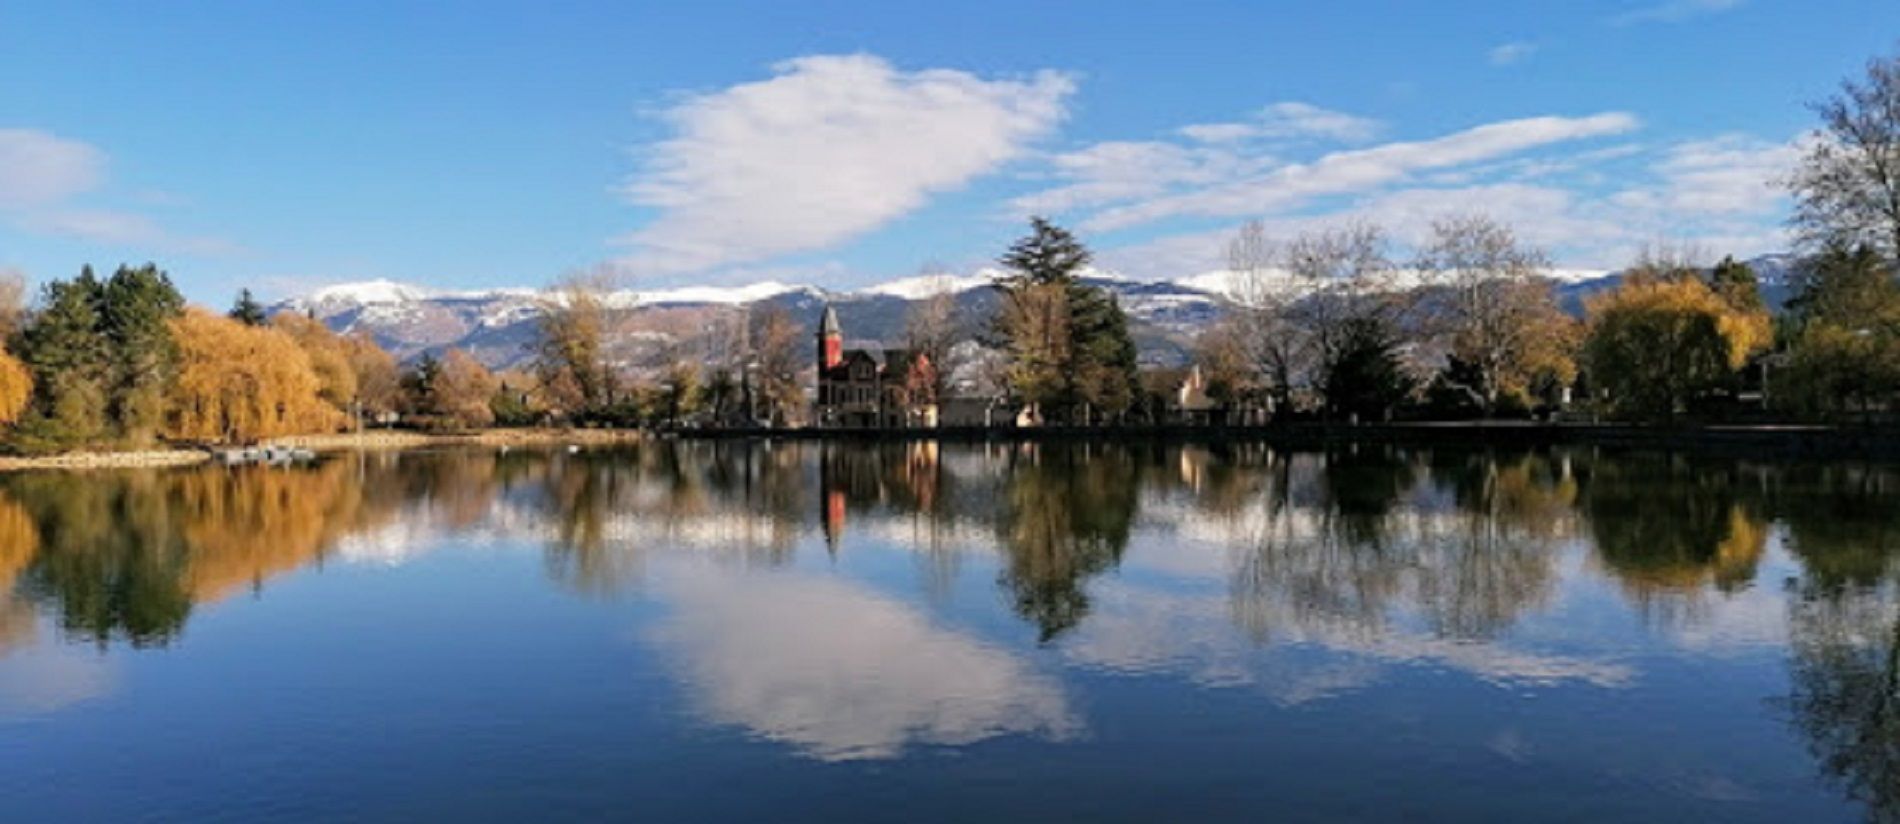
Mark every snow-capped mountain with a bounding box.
[274,267,1221,371]
[274,254,1794,373]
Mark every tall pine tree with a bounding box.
[102,265,185,444]
[995,217,1139,423]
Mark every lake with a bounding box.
[2,441,1897,822]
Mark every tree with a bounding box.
[750,306,804,426]
[14,267,112,448]
[1791,48,1900,260]
[227,289,267,326]
[1224,219,1308,414]
[0,268,26,341]
[903,267,959,399]
[661,359,706,426]
[999,216,1091,287]
[1415,215,1577,415]
[1775,245,1900,418]
[1066,285,1137,422]
[535,276,614,416]
[343,330,400,419]
[165,309,336,443]
[1583,274,1771,421]
[1282,222,1403,418]
[997,281,1069,415]
[0,345,31,426]
[99,264,185,445]
[1708,255,1765,313]
[428,349,499,429]
[994,217,1137,422]
[270,313,358,415]
[1324,316,1412,421]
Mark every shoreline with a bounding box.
[0,428,650,473]
[680,421,1900,460]
[1,421,1894,471]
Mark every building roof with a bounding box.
[819,304,841,336]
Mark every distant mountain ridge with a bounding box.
[275,254,1797,373]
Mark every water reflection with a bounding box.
[652,565,1076,761]
[0,441,1897,817]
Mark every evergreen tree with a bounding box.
[995,217,1139,422]
[402,352,442,416]
[101,264,185,444]
[1067,287,1138,422]
[1324,316,1412,422]
[14,267,112,449]
[1708,256,1764,313]
[228,288,267,326]
[999,216,1091,287]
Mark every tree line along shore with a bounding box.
[0,48,1895,466]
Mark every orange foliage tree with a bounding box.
[270,313,358,413]
[1583,275,1771,421]
[0,346,32,426]
[165,309,341,443]
[431,349,499,429]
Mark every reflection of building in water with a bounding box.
[812,305,938,428]
[818,441,943,550]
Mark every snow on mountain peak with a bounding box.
[859,272,997,300]
[306,279,433,305]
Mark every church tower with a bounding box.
[817,304,843,370]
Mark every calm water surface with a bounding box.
[3,441,1898,822]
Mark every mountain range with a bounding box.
[274,254,1801,375]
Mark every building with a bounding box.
[813,305,938,428]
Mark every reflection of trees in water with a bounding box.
[995,443,1139,642]
[1229,447,1570,643]
[0,491,40,655]
[1772,464,1900,823]
[1575,453,1768,625]
[4,458,403,647]
[536,443,814,594]
[1785,584,1900,823]
[1415,451,1574,639]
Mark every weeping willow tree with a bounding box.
[0,345,32,426]
[165,309,338,443]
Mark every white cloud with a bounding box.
[1488,42,1538,66]
[1609,0,1743,25]
[614,54,1075,277]
[1179,101,1382,144]
[649,564,1077,761]
[1010,140,1269,215]
[1638,133,1797,216]
[1080,112,1639,231]
[0,127,235,255]
[0,129,105,209]
[1097,131,1800,277]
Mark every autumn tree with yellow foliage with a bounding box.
[0,347,31,427]
[1583,261,1771,422]
[270,313,358,414]
[165,309,341,443]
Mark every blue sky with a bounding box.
[1,1,1894,303]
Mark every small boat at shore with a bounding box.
[217,445,317,466]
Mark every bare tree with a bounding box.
[0,268,24,341]
[1281,221,1399,399]
[750,306,804,426]
[903,264,960,400]
[1224,219,1308,413]
[1792,48,1900,259]
[1416,215,1575,414]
